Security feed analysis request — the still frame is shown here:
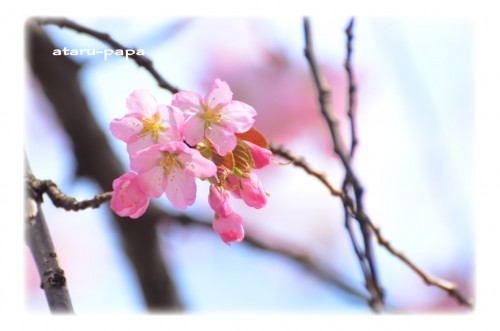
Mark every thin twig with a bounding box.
[303,17,385,312]
[33,17,180,94]
[25,162,74,314]
[270,144,344,198]
[366,219,473,307]
[344,17,358,158]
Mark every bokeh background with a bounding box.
[25,16,473,313]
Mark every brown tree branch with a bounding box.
[25,159,74,314]
[32,17,180,94]
[270,144,344,198]
[367,220,473,307]
[344,17,358,158]
[27,177,112,212]
[303,17,385,311]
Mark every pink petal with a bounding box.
[137,166,165,198]
[177,148,217,178]
[226,173,242,199]
[109,114,143,142]
[172,91,202,114]
[127,135,157,157]
[130,144,163,173]
[212,213,245,245]
[126,89,158,116]
[160,105,185,136]
[222,100,256,133]
[239,173,267,209]
[182,116,205,147]
[204,79,233,108]
[206,126,237,156]
[164,167,196,209]
[208,184,233,217]
[110,172,150,219]
[245,141,272,169]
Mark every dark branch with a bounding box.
[25,161,74,314]
[32,17,180,94]
[303,17,385,312]
[344,17,358,158]
[27,177,112,211]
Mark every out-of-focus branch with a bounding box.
[165,215,370,302]
[26,20,182,311]
[25,160,74,314]
[303,17,385,312]
[32,17,180,94]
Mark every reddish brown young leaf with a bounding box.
[236,127,269,149]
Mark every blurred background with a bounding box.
[25,16,473,313]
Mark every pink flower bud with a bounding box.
[226,173,267,209]
[110,172,150,219]
[208,184,233,218]
[245,141,272,169]
[213,213,244,245]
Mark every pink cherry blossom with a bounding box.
[244,141,272,169]
[208,184,233,217]
[226,173,267,209]
[110,89,184,157]
[172,79,256,156]
[130,141,217,209]
[110,172,150,219]
[212,212,245,245]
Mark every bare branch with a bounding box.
[303,17,385,311]
[25,161,74,314]
[344,17,358,158]
[32,17,180,94]
[27,177,112,211]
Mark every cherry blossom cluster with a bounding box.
[109,79,272,244]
